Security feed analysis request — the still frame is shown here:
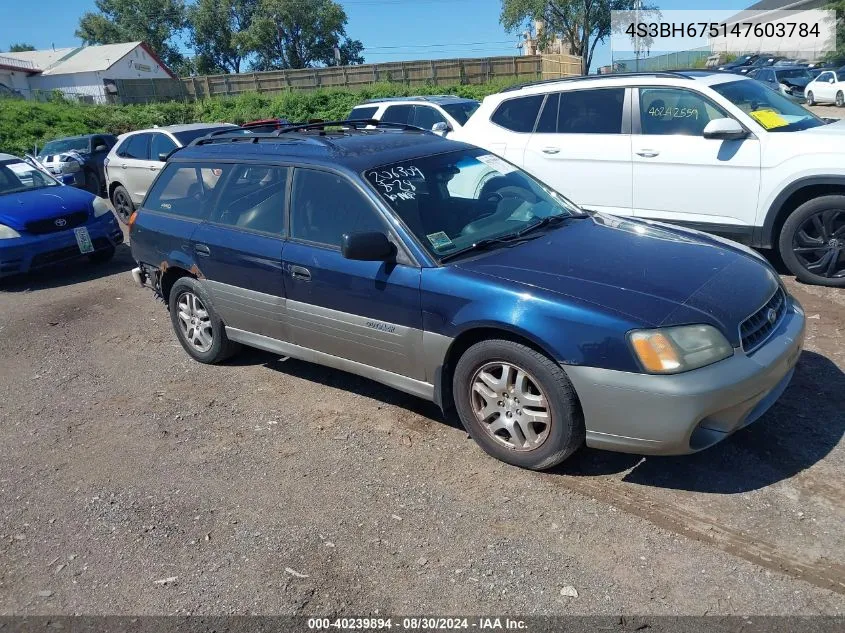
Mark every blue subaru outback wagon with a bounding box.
[129,121,805,470]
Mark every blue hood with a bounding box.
[455,214,779,346]
[0,186,95,230]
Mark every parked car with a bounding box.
[452,70,845,287]
[804,67,845,106]
[348,96,480,135]
[241,118,294,133]
[105,122,237,223]
[36,134,117,196]
[716,54,760,72]
[0,153,123,278]
[748,66,812,101]
[128,122,805,470]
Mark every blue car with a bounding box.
[129,122,805,470]
[0,154,123,278]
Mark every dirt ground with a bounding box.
[1,231,844,617]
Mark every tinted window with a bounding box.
[119,133,151,160]
[557,88,625,134]
[350,106,379,120]
[535,93,560,133]
[413,105,447,130]
[143,163,228,219]
[212,165,287,235]
[441,101,480,125]
[639,88,728,136]
[490,95,543,132]
[381,105,414,125]
[171,126,236,145]
[817,72,833,82]
[290,169,384,247]
[150,133,178,161]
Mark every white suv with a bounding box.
[349,96,480,134]
[453,71,845,287]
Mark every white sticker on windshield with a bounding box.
[476,154,516,175]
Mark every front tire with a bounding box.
[111,185,134,224]
[779,195,845,287]
[84,170,101,196]
[169,277,240,363]
[805,91,815,106]
[453,339,585,470]
[836,91,843,107]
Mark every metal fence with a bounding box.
[110,54,582,104]
[613,48,711,72]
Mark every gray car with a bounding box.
[105,123,236,223]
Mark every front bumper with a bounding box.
[565,297,806,455]
[0,213,123,278]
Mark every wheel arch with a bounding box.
[108,179,124,200]
[759,176,845,248]
[159,265,197,304]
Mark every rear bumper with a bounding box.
[0,213,123,278]
[565,297,805,455]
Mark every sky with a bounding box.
[0,0,755,73]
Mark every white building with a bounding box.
[0,42,174,103]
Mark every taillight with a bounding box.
[128,211,137,230]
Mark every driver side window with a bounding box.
[639,88,729,136]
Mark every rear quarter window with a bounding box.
[350,106,379,120]
[143,163,229,220]
[490,95,544,133]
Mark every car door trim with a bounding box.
[225,326,437,401]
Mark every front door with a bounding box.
[281,167,423,380]
[632,87,761,232]
[523,87,633,215]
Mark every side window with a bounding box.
[290,169,384,248]
[381,105,414,124]
[535,93,560,134]
[143,163,229,219]
[150,133,178,161]
[211,165,288,235]
[558,88,625,134]
[820,72,834,83]
[639,88,728,136]
[350,106,379,120]
[118,133,151,160]
[412,105,447,130]
[490,95,544,133]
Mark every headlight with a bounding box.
[61,160,81,174]
[0,223,21,239]
[629,324,733,374]
[92,196,112,217]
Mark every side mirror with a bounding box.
[94,144,108,152]
[431,121,451,135]
[158,152,169,162]
[702,118,748,140]
[341,231,396,261]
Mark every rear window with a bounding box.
[490,95,544,133]
[350,106,379,120]
[143,163,229,219]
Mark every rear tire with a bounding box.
[836,91,843,107]
[453,339,585,470]
[169,277,241,363]
[805,91,815,106]
[779,195,845,287]
[111,185,134,224]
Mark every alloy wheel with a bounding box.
[176,292,213,352]
[113,190,133,222]
[792,209,845,279]
[837,91,844,107]
[470,361,551,451]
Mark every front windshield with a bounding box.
[0,160,60,194]
[364,149,582,259]
[776,69,811,81]
[40,137,89,156]
[441,101,480,126]
[711,79,824,132]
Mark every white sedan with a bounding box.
[805,68,845,106]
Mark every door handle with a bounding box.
[635,149,660,158]
[150,165,160,171]
[194,244,211,257]
[541,147,561,154]
[289,265,311,282]
[121,164,127,169]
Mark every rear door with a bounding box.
[190,163,290,341]
[115,132,154,204]
[281,167,424,379]
[523,87,632,215]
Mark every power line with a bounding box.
[363,40,515,50]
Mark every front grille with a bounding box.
[30,237,110,269]
[25,211,89,235]
[740,287,787,353]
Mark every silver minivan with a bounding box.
[105,123,236,223]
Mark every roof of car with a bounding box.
[124,123,237,136]
[359,95,477,105]
[175,128,472,172]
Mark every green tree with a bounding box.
[8,43,36,52]
[76,0,188,72]
[189,0,259,74]
[823,0,845,64]
[500,0,653,74]
[248,0,364,70]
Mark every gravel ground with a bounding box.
[1,233,844,617]
[808,104,843,120]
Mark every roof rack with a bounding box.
[362,95,461,104]
[500,71,694,92]
[189,118,431,146]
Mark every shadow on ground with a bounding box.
[0,243,134,293]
